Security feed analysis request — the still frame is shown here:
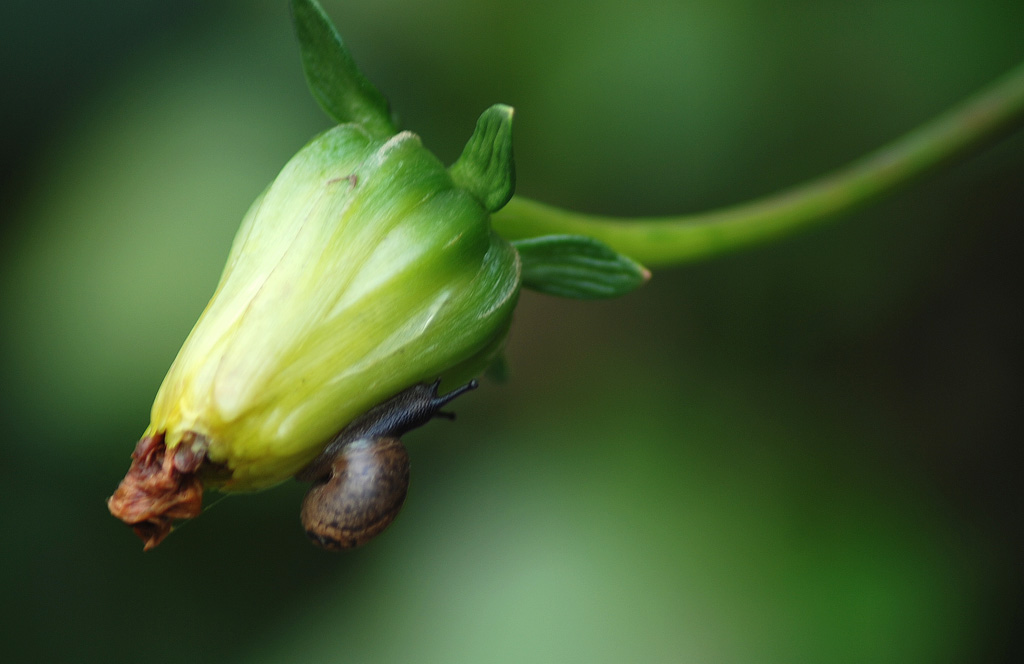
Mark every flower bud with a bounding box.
[109,117,520,547]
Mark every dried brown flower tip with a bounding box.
[107,432,208,550]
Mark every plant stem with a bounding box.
[492,62,1024,268]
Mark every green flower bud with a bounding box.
[165,125,518,486]
[109,111,520,547]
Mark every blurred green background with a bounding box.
[1,1,1022,662]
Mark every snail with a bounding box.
[296,380,477,550]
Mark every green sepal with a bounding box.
[449,104,516,212]
[512,235,650,299]
[290,0,395,137]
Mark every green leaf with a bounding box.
[449,104,516,212]
[512,235,650,299]
[290,0,395,136]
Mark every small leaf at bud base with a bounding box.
[449,104,516,212]
[513,234,650,299]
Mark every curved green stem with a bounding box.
[493,62,1024,268]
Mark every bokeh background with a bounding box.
[2,1,1021,662]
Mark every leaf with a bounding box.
[290,0,395,136]
[512,235,650,299]
[449,104,516,212]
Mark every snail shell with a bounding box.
[301,436,410,550]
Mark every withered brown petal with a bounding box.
[107,433,208,550]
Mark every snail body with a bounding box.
[298,380,476,550]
